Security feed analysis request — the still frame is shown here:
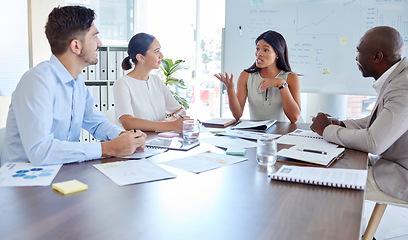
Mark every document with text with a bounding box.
[94,160,176,186]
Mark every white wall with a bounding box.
[0,0,29,96]
[28,0,65,67]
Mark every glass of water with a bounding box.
[182,119,200,143]
[256,138,277,166]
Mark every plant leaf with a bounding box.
[172,92,189,110]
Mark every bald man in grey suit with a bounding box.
[311,26,408,203]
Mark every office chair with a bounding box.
[363,200,408,240]
[104,107,121,126]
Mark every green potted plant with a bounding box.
[160,58,189,109]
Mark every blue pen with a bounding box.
[177,114,186,119]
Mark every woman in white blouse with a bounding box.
[113,33,187,132]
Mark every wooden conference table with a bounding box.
[0,122,368,240]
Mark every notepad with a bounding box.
[52,180,88,195]
[201,118,237,128]
[270,165,367,190]
[226,147,246,156]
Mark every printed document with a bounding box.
[216,129,281,141]
[200,136,257,149]
[0,162,62,187]
[161,152,247,173]
[94,160,176,186]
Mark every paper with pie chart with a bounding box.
[0,162,62,186]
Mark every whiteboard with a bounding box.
[224,0,408,95]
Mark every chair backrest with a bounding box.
[104,107,121,127]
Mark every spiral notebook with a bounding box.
[269,165,367,190]
[276,129,338,148]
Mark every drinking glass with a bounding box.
[182,120,200,143]
[256,138,277,166]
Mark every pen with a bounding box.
[297,148,327,155]
[133,129,142,139]
[177,114,186,119]
[265,88,268,101]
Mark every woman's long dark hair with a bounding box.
[245,30,292,73]
[122,33,155,71]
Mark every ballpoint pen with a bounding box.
[265,88,268,101]
[177,113,186,119]
[297,148,327,155]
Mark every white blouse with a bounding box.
[113,73,181,124]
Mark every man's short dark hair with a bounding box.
[45,5,95,55]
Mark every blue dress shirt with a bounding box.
[1,55,123,165]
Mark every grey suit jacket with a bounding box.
[323,58,408,202]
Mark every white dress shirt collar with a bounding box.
[373,59,402,95]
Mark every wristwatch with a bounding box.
[278,82,288,90]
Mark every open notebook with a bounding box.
[276,129,338,148]
[232,120,276,131]
[277,145,345,167]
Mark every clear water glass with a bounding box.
[256,138,277,166]
[182,119,200,143]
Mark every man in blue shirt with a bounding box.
[1,6,146,166]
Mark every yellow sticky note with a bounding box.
[52,180,88,195]
[323,67,331,75]
[340,37,348,45]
